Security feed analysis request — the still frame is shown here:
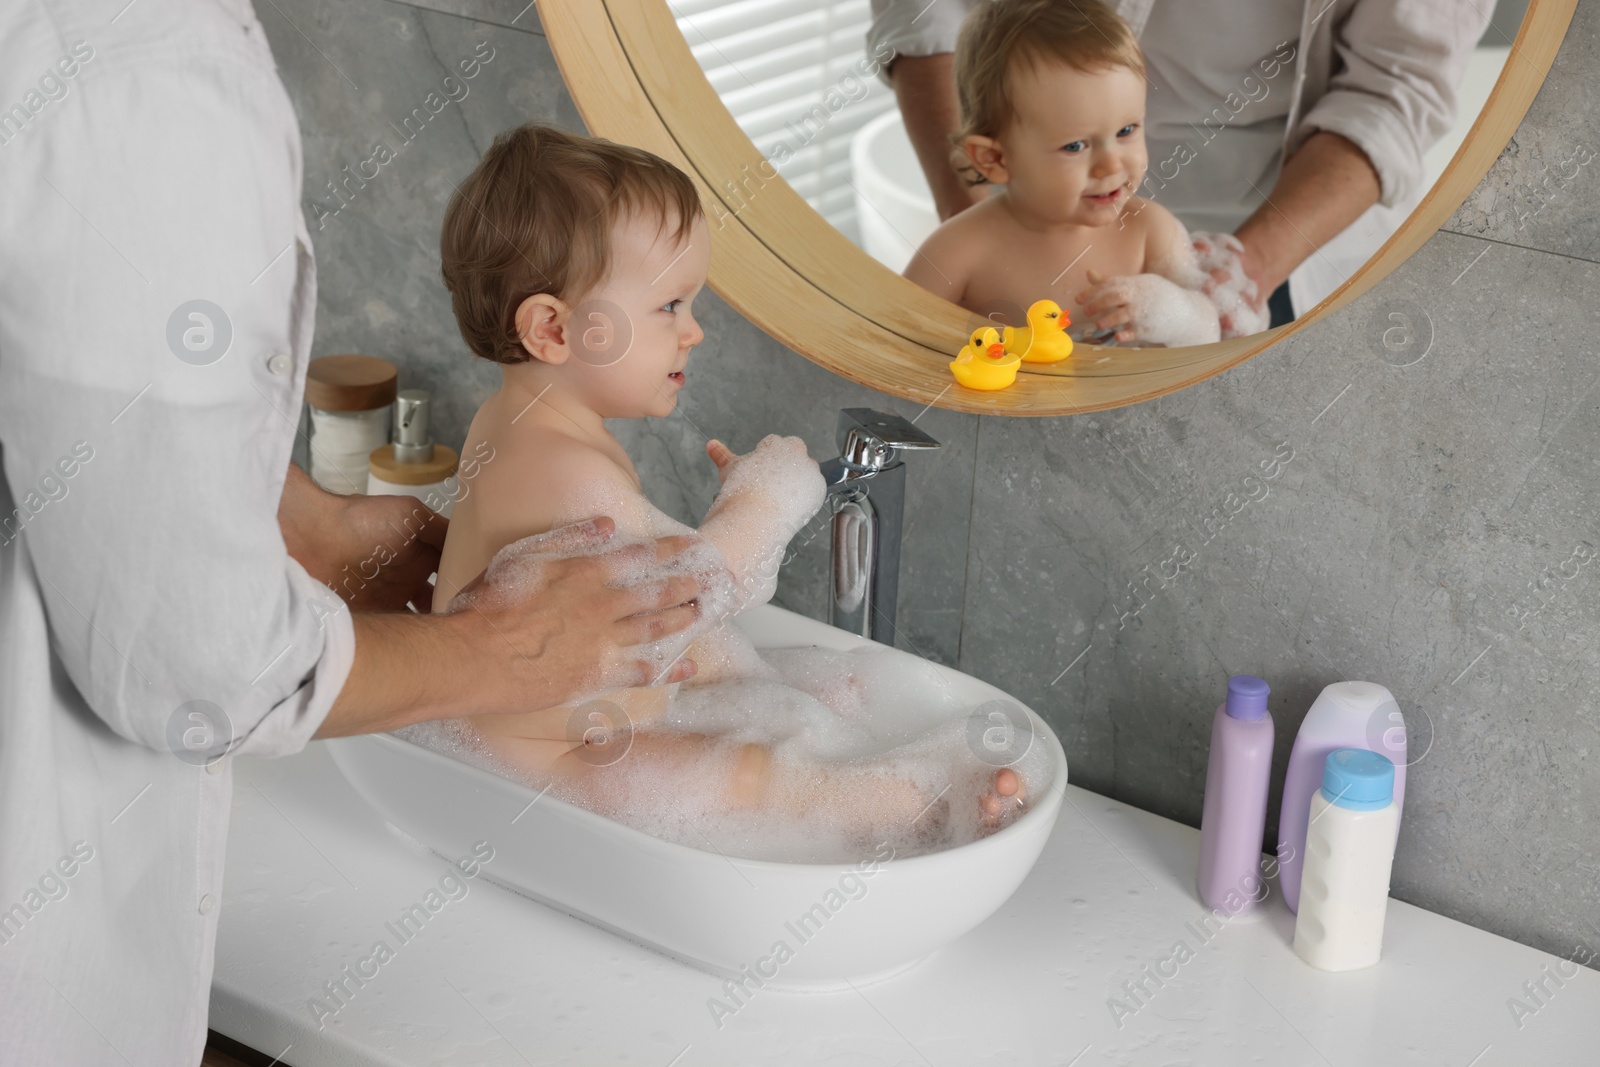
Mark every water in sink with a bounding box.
[396,639,1055,865]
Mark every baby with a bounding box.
[427,124,1027,855]
[903,0,1220,348]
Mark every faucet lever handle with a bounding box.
[836,408,941,467]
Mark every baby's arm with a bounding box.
[1076,201,1222,347]
[697,435,826,618]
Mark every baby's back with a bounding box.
[431,392,659,613]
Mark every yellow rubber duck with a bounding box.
[1001,299,1074,364]
[950,327,1021,391]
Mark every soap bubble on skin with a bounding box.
[441,518,739,699]
[406,440,1050,862]
[399,641,1056,864]
[1082,217,1224,347]
[1191,231,1269,339]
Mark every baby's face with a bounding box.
[568,208,710,420]
[993,59,1147,226]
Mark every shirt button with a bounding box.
[267,352,292,376]
[199,894,217,915]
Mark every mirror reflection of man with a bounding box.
[870,0,1495,331]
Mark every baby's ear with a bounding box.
[960,135,1008,185]
[514,293,570,364]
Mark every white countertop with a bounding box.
[212,742,1599,1066]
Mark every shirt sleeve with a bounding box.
[866,0,985,84]
[1296,0,1492,208]
[0,27,353,760]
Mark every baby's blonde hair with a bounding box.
[954,0,1145,146]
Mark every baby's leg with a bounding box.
[463,683,672,782]
[539,729,1026,845]
[739,745,1031,848]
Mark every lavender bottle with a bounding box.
[1197,676,1275,915]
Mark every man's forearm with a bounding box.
[315,612,472,738]
[1234,130,1383,301]
[890,54,985,221]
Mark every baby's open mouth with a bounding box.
[1085,188,1122,205]
[668,370,685,382]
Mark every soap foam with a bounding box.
[400,642,1055,864]
[408,435,1048,864]
[439,525,740,692]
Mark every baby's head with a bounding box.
[954,0,1147,226]
[440,124,710,419]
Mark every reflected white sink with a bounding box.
[327,603,1066,990]
[851,108,942,273]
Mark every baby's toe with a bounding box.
[978,769,1027,831]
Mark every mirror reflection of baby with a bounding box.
[425,124,1027,857]
[903,0,1221,348]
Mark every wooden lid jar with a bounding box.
[304,355,399,494]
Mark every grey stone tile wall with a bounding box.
[262,0,1600,967]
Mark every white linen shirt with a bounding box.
[866,0,1489,314]
[0,1,354,1063]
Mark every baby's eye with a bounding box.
[660,298,683,313]
[1117,123,1140,138]
[1060,140,1086,154]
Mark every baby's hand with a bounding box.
[1191,231,1270,339]
[705,435,825,536]
[706,439,739,486]
[1075,269,1221,347]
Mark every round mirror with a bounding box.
[543,0,1576,415]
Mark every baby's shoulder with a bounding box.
[1121,195,1181,238]
[906,198,1011,298]
[1120,196,1197,272]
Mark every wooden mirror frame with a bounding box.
[542,0,1577,416]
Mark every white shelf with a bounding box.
[212,741,1599,1066]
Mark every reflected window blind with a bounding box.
[673,0,898,241]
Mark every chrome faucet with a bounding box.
[821,408,941,644]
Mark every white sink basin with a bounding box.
[326,603,1067,990]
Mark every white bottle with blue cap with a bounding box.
[1293,748,1400,971]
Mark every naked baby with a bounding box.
[904,0,1222,347]
[424,124,1032,860]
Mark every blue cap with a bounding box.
[1320,748,1395,810]
[1224,675,1270,720]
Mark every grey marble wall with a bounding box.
[262,0,1600,966]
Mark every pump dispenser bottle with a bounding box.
[367,389,460,516]
[1197,675,1274,914]
[1278,681,1406,913]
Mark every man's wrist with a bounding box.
[279,461,351,585]
[1231,227,1285,312]
[319,609,475,738]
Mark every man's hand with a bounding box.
[278,461,447,613]
[1191,232,1269,339]
[317,517,717,738]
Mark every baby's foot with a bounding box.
[977,767,1027,833]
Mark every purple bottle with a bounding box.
[1197,676,1274,915]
